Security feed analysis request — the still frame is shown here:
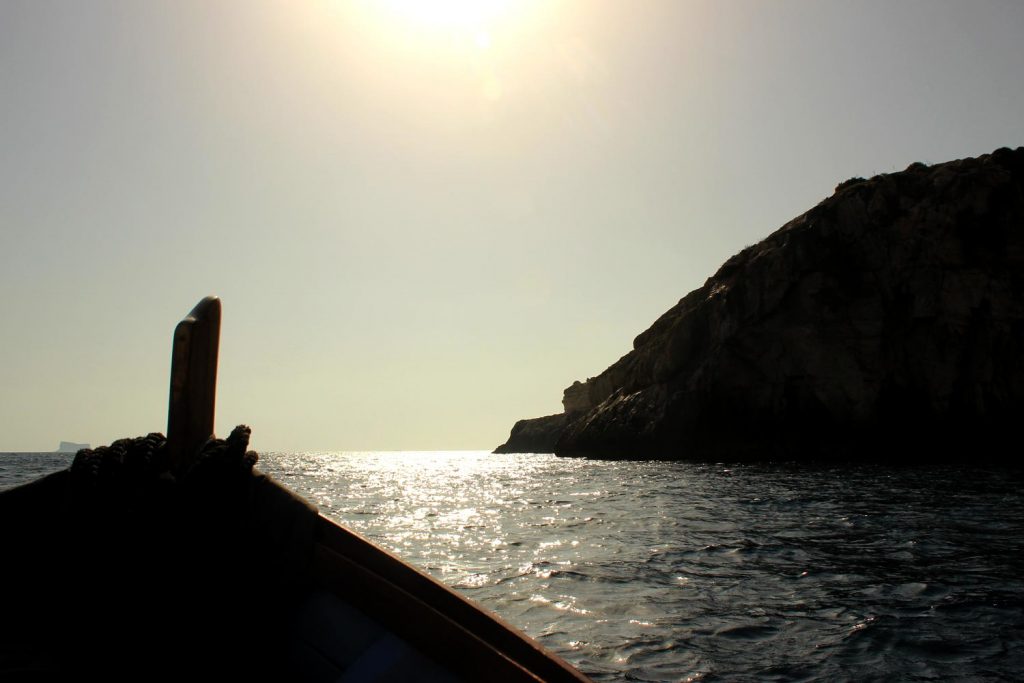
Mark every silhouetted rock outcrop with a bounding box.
[495,147,1024,460]
[493,413,568,454]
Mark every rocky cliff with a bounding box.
[492,413,568,454]
[495,147,1024,461]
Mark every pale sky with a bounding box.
[2,0,1022,452]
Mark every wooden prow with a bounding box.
[167,296,221,474]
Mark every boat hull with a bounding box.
[0,468,590,682]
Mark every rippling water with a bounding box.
[3,451,1023,681]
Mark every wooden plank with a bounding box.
[166,296,221,474]
[312,542,539,682]
[313,515,592,683]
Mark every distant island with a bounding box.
[496,147,1024,462]
[57,441,89,453]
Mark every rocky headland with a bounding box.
[495,147,1024,461]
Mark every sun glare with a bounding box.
[335,0,553,104]
[349,0,549,54]
[375,0,516,30]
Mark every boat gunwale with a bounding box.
[312,512,592,683]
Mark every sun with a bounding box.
[339,0,551,103]
[374,0,516,30]
[350,0,546,53]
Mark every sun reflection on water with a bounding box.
[255,451,1024,682]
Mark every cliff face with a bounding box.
[495,147,1024,460]
[492,413,568,454]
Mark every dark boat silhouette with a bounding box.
[0,297,591,682]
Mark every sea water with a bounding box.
[2,450,1022,682]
